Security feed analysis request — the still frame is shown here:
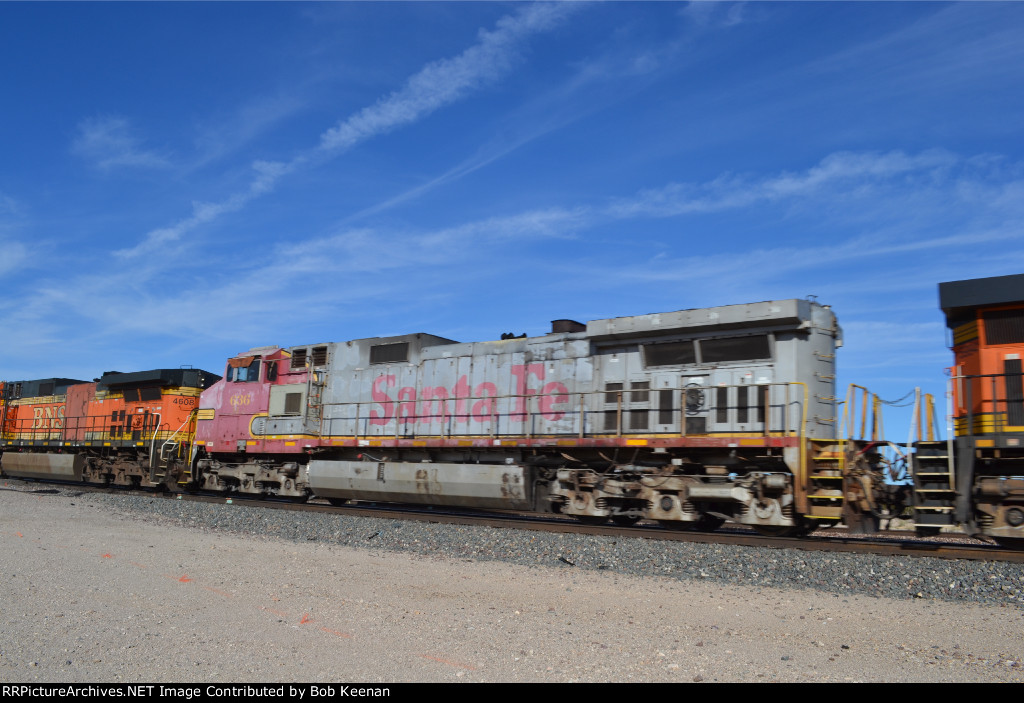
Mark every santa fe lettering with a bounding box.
[369,363,568,426]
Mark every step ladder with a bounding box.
[910,440,956,534]
[305,371,325,435]
[805,440,846,524]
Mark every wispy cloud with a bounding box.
[339,148,1003,285]
[189,93,309,171]
[9,148,1022,375]
[93,147,1023,276]
[778,3,1024,108]
[679,1,750,29]
[200,149,1024,321]
[72,116,170,171]
[115,3,577,261]
[549,150,1024,304]
[0,239,28,277]
[0,192,28,276]
[605,150,958,218]
[116,159,294,256]
[340,12,705,226]
[276,205,590,276]
[320,3,574,152]
[329,150,1020,295]
[0,192,20,218]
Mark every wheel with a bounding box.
[789,519,820,537]
[327,497,349,506]
[611,515,640,527]
[690,515,725,532]
[576,515,609,526]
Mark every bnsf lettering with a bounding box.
[370,364,569,426]
[31,405,65,429]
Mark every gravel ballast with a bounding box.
[1,483,1023,683]
[92,490,1024,606]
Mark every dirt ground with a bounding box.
[1,488,1022,683]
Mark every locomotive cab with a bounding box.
[194,345,324,497]
[941,273,1024,541]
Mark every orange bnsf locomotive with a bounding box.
[1,274,1023,546]
[939,273,1024,543]
[0,370,218,489]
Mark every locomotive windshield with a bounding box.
[226,358,261,382]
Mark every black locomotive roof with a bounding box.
[939,273,1024,326]
[1,378,86,399]
[97,368,221,390]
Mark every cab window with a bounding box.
[226,359,262,382]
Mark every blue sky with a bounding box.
[2,1,1023,439]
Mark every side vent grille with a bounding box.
[370,342,409,364]
[311,346,328,367]
[284,392,302,415]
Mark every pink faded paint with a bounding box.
[370,363,569,426]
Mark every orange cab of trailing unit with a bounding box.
[941,274,1024,436]
[78,370,213,446]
